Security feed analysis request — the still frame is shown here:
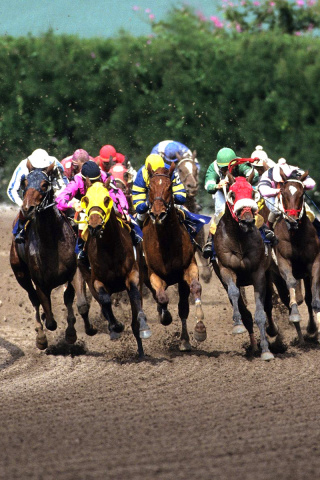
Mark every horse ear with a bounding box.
[227,171,235,185]
[176,152,182,161]
[85,176,92,189]
[82,196,89,208]
[26,159,33,171]
[193,150,197,161]
[46,162,55,174]
[299,170,309,183]
[247,169,255,185]
[279,168,288,182]
[147,163,154,177]
[104,196,111,208]
[169,162,175,177]
[104,177,112,189]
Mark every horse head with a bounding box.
[81,182,114,237]
[147,163,175,225]
[176,151,199,198]
[21,161,55,219]
[226,171,259,232]
[279,168,308,229]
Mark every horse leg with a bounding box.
[265,270,279,338]
[237,294,258,351]
[34,285,57,333]
[126,272,152,359]
[72,267,97,336]
[177,280,192,352]
[304,277,318,337]
[149,273,172,326]
[184,260,207,342]
[219,266,243,330]
[63,281,77,344]
[94,281,124,339]
[252,271,274,361]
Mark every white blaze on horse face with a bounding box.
[159,179,162,185]
[289,186,297,196]
[185,161,193,174]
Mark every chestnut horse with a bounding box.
[78,180,151,358]
[176,151,212,284]
[213,172,276,360]
[10,162,96,350]
[142,163,207,351]
[272,170,320,343]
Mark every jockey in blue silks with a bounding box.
[151,140,200,171]
[132,154,210,243]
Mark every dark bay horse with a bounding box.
[142,163,207,351]
[213,172,275,360]
[78,180,151,358]
[10,162,96,350]
[175,151,212,284]
[273,170,320,343]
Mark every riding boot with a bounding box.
[76,237,90,269]
[14,218,26,244]
[202,232,216,259]
[262,223,279,246]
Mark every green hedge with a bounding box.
[1,21,320,208]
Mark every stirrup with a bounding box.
[15,232,25,244]
[202,242,213,259]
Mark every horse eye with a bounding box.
[41,182,49,192]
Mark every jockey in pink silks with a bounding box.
[55,161,141,264]
[258,157,316,229]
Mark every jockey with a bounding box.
[250,145,276,181]
[132,154,186,227]
[151,140,200,171]
[258,157,316,229]
[61,149,92,181]
[95,144,117,173]
[203,147,259,258]
[7,148,68,244]
[132,154,210,240]
[55,161,141,263]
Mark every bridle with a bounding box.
[23,169,55,213]
[279,179,305,227]
[148,172,173,214]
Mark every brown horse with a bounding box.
[272,170,320,343]
[10,162,96,350]
[78,180,151,358]
[213,172,275,360]
[176,151,212,284]
[142,163,207,351]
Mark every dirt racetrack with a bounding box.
[1,205,320,480]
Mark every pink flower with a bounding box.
[270,1,275,6]
[296,0,304,5]
[307,0,316,5]
[210,16,224,28]
[132,5,139,11]
[196,10,207,21]
[236,23,242,32]
[145,8,151,13]
[294,31,302,35]
[149,14,155,20]
[147,39,152,44]
[241,1,246,5]
[90,52,96,59]
[253,1,260,5]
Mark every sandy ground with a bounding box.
[1,205,320,480]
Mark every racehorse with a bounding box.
[175,151,212,284]
[272,170,320,343]
[142,163,207,351]
[9,162,96,350]
[212,172,275,360]
[78,180,151,358]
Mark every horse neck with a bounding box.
[98,209,126,250]
[152,204,181,240]
[185,195,197,213]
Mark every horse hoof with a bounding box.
[261,351,275,361]
[232,324,247,335]
[140,326,152,339]
[65,328,77,344]
[194,322,207,342]
[109,331,122,340]
[289,314,301,323]
[85,326,98,336]
[266,325,279,337]
[160,310,172,326]
[179,340,192,352]
[45,319,57,331]
[113,322,125,333]
[36,335,48,350]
